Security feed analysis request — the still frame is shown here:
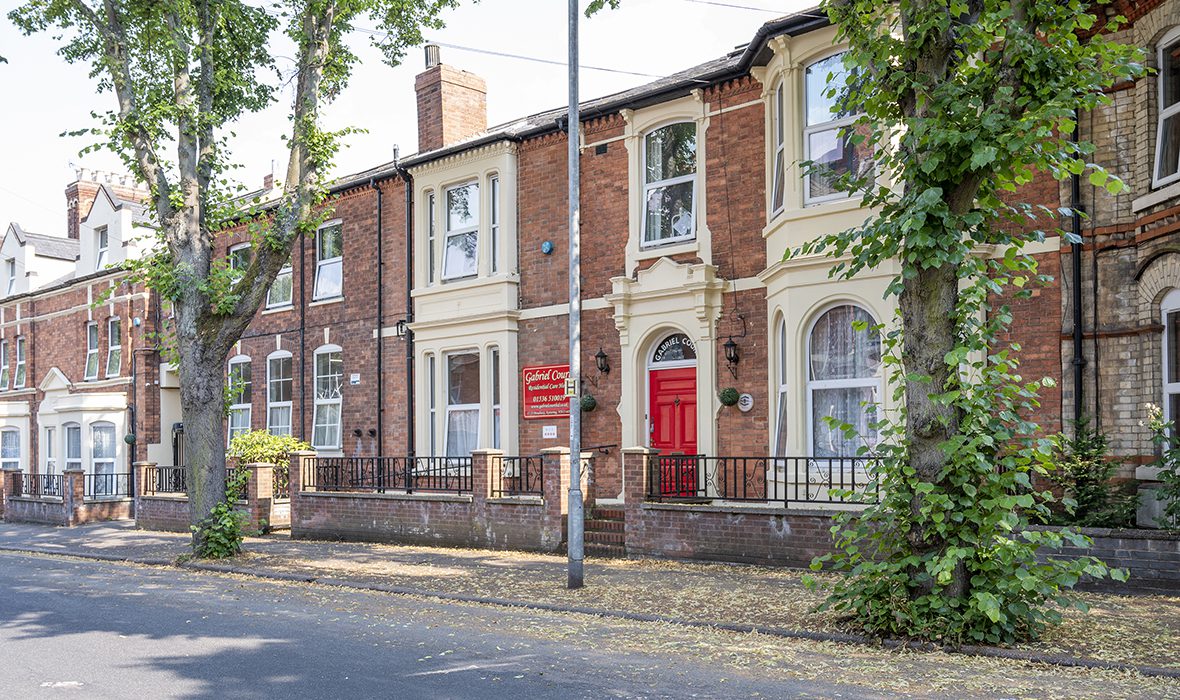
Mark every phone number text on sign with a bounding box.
[522,364,571,419]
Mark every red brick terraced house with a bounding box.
[6,4,1180,554]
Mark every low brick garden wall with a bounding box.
[133,462,292,534]
[1,468,133,526]
[289,449,581,553]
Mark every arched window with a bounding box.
[807,304,881,457]
[266,351,293,436]
[773,315,789,456]
[1155,27,1180,187]
[770,79,787,216]
[312,345,343,449]
[803,52,857,205]
[0,428,19,471]
[1162,289,1180,424]
[227,355,252,444]
[642,122,697,247]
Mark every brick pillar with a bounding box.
[0,466,18,521]
[244,463,274,533]
[288,450,316,494]
[470,449,497,547]
[621,447,655,557]
[63,468,85,526]
[540,447,571,546]
[132,461,155,526]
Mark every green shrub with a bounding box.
[227,430,311,465]
[192,467,250,559]
[1147,404,1180,528]
[1047,420,1137,528]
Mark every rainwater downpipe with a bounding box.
[371,177,385,457]
[1071,108,1086,425]
[401,168,415,459]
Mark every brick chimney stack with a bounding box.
[414,44,487,153]
[65,169,150,240]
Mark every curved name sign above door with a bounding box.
[650,333,697,366]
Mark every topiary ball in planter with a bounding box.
[581,394,598,412]
[718,387,740,406]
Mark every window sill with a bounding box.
[79,377,131,389]
[635,239,699,262]
[762,197,865,238]
[0,388,35,397]
[308,297,343,308]
[1133,179,1180,213]
[412,274,520,298]
[262,304,294,315]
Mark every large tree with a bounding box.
[800,0,1143,643]
[10,0,456,550]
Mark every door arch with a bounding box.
[647,332,699,497]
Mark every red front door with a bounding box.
[649,367,698,496]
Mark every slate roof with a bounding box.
[6,224,79,261]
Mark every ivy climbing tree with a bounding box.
[9,0,457,552]
[795,0,1144,644]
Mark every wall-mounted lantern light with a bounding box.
[588,347,610,388]
[723,337,740,379]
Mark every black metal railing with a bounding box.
[84,472,131,500]
[490,455,544,497]
[16,472,63,499]
[143,465,187,495]
[646,455,880,506]
[306,456,473,494]
[224,466,248,501]
[273,463,291,500]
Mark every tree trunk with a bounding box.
[177,344,228,546]
[899,261,967,597]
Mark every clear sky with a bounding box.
[0,0,818,235]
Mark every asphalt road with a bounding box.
[0,551,871,699]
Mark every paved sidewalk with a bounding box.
[2,521,1179,676]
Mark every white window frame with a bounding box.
[95,226,109,269]
[770,79,787,217]
[266,351,293,436]
[1155,27,1180,188]
[0,428,19,471]
[312,221,344,301]
[1162,289,1180,426]
[0,339,9,391]
[13,336,26,389]
[489,175,500,275]
[442,181,480,282]
[444,350,481,457]
[312,345,343,450]
[90,421,117,479]
[84,321,100,381]
[427,353,437,455]
[5,258,15,295]
[44,426,56,474]
[227,355,252,445]
[805,303,882,458]
[490,346,501,450]
[228,242,252,274]
[426,191,437,286]
[105,318,121,378]
[64,423,82,471]
[802,51,857,207]
[773,315,789,457]
[641,121,698,248]
[267,261,293,308]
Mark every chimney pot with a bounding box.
[425,44,441,69]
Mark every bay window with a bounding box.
[443,182,479,280]
[313,222,343,300]
[774,316,789,457]
[227,356,252,444]
[44,426,56,474]
[267,352,293,436]
[807,304,881,457]
[490,176,501,274]
[771,80,787,216]
[1156,28,1180,187]
[444,352,480,457]
[490,346,501,450]
[427,353,437,455]
[105,319,121,378]
[0,429,19,471]
[84,321,99,380]
[642,122,696,247]
[312,347,343,449]
[426,192,437,285]
[803,52,857,204]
